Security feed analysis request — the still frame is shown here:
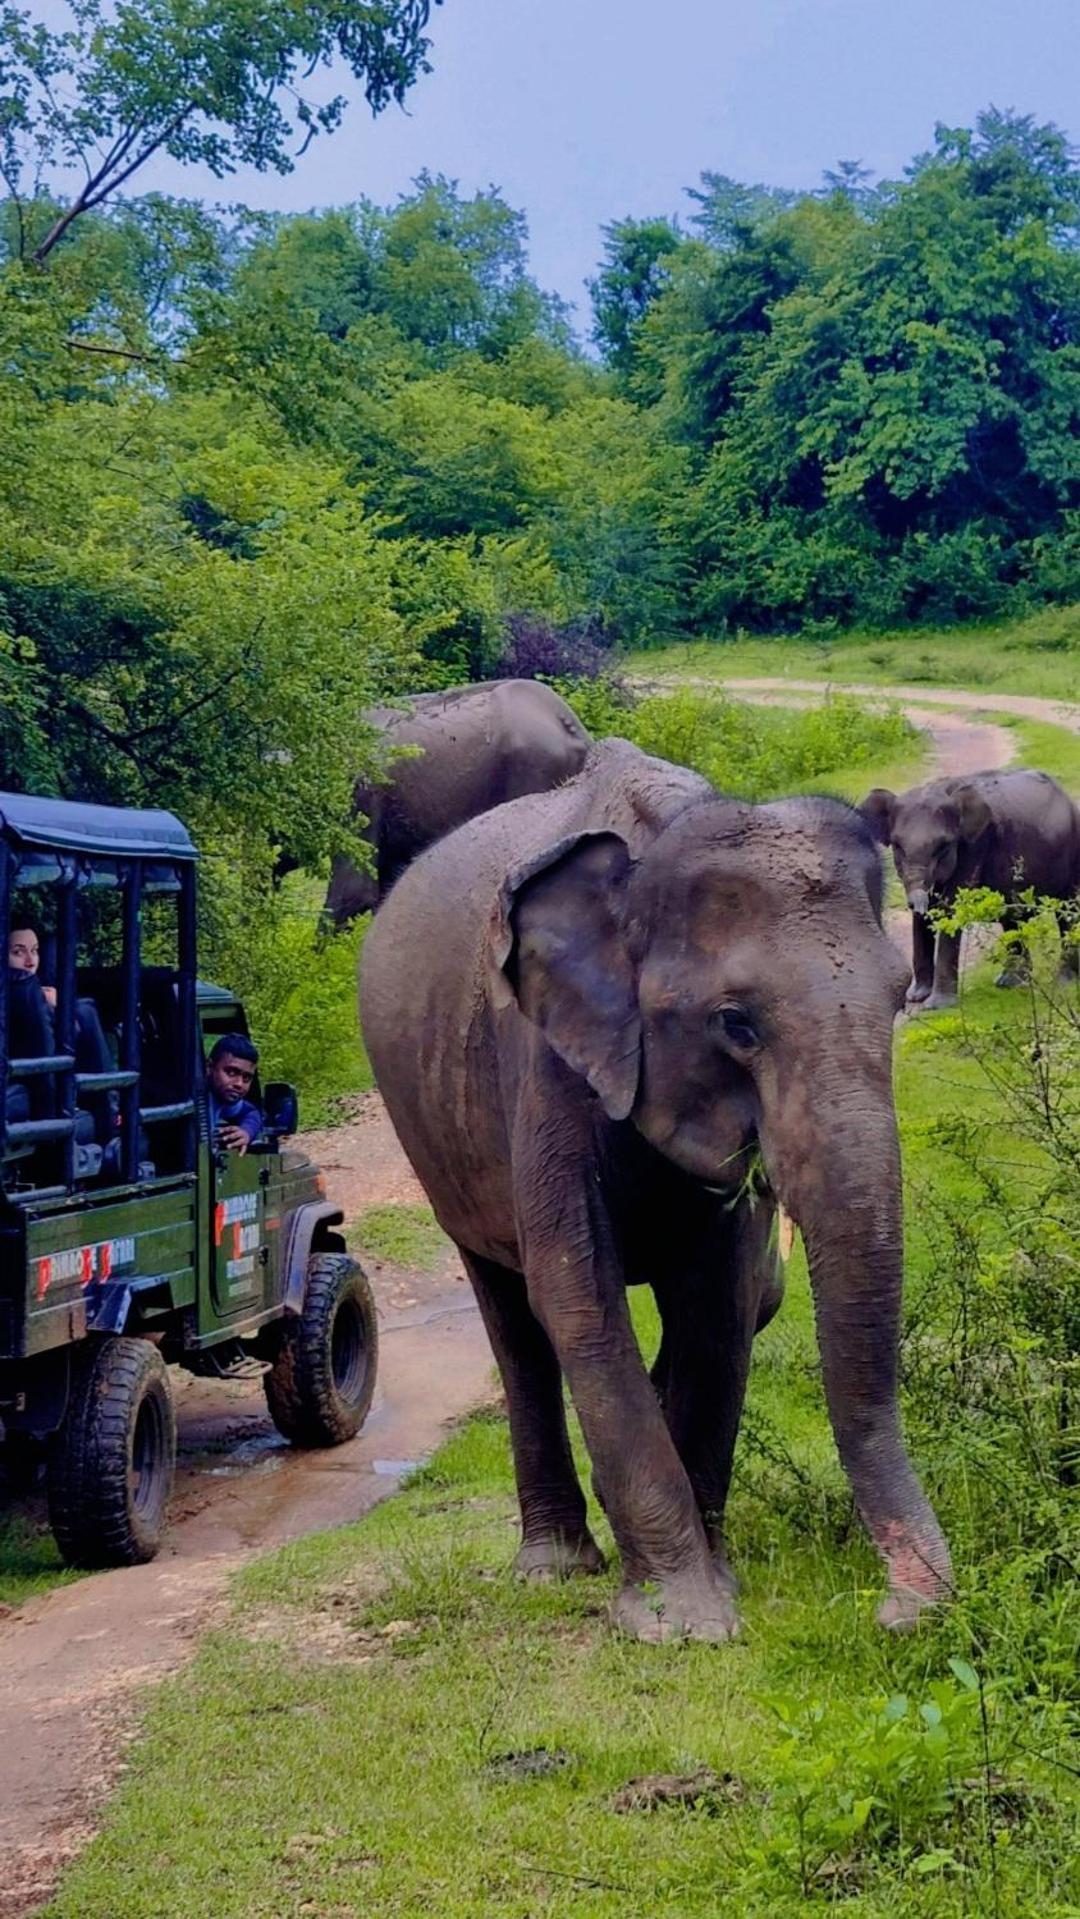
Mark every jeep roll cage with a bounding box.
[0,792,199,1200]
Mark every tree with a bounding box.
[686,172,799,249]
[588,216,684,373]
[0,0,443,263]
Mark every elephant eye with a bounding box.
[711,1005,761,1053]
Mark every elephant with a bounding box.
[361,736,951,1643]
[323,679,591,927]
[860,769,1080,1010]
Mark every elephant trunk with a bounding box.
[322,853,378,932]
[760,1080,952,1627]
[906,885,930,916]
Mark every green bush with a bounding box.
[898,902,1080,1697]
[624,687,915,799]
[759,1667,993,1894]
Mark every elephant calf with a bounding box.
[861,768,1080,1009]
[362,738,951,1643]
[324,679,591,926]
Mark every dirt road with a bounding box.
[716,676,1080,737]
[0,1096,495,1916]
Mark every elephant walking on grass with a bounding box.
[861,768,1080,1010]
[361,739,952,1642]
[324,679,591,927]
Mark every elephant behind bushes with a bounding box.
[323,680,592,928]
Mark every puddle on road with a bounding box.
[372,1457,426,1477]
[182,1428,290,1477]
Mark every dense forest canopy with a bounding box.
[0,95,1078,914]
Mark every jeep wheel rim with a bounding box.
[332,1298,367,1408]
[129,1392,167,1520]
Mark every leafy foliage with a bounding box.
[620,686,916,799]
[631,110,1080,630]
[1,0,442,261]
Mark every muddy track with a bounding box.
[716,677,1080,737]
[632,672,1080,743]
[0,1095,495,1916]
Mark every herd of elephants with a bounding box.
[344,680,1080,1644]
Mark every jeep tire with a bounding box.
[47,1337,176,1567]
[264,1252,378,1447]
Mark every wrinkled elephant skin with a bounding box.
[861,768,1080,1009]
[361,739,952,1643]
[324,679,591,925]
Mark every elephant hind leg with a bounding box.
[460,1249,605,1579]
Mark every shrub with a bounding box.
[494,611,614,681]
[900,900,1080,1688]
[624,687,915,799]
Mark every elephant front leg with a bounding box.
[525,1244,739,1644]
[462,1251,604,1579]
[906,911,936,1003]
[650,1195,775,1592]
[923,927,962,1010]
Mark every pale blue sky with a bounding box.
[131,0,1079,328]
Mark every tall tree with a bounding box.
[0,0,443,263]
[588,216,684,373]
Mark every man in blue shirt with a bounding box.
[206,1033,263,1154]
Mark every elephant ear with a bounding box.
[859,788,898,846]
[950,782,993,842]
[490,832,641,1122]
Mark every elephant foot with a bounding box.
[994,968,1026,989]
[611,1569,740,1645]
[514,1530,606,1581]
[919,990,958,1012]
[905,980,932,1005]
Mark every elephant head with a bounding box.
[498,795,951,1625]
[862,781,992,916]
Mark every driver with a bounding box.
[205,1033,263,1154]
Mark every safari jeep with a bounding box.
[0,793,377,1567]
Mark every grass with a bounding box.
[0,1503,80,1608]
[351,1202,450,1270]
[43,968,1080,1919]
[996,716,1080,794]
[625,609,1080,703]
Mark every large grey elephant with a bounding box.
[361,738,951,1643]
[324,679,591,926]
[861,768,1080,1009]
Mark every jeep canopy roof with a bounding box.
[0,793,197,862]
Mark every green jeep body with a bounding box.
[0,793,376,1566]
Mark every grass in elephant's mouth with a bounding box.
[45,972,1080,1919]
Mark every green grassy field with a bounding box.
[625,612,1080,704]
[44,972,1080,1919]
[998,716,1080,793]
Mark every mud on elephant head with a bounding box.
[362,744,954,1642]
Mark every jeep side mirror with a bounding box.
[263,1081,298,1139]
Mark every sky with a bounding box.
[130,0,1080,332]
